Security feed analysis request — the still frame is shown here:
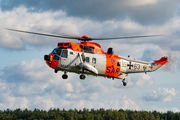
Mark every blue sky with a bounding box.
[0,0,180,112]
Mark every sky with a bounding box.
[0,0,180,112]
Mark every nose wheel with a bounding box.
[80,74,86,80]
[122,79,127,86]
[62,71,68,79]
[54,70,58,73]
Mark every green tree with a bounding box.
[142,111,149,120]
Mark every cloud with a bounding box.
[2,59,51,83]
[0,59,126,110]
[141,47,180,70]
[0,1,179,112]
[124,0,157,7]
[1,7,80,49]
[123,95,139,110]
[1,0,180,25]
[127,74,154,87]
[152,106,180,113]
[0,79,29,109]
[1,6,180,56]
[143,88,178,102]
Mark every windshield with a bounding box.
[50,47,62,56]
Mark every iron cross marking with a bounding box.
[127,62,133,69]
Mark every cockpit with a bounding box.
[51,47,61,55]
[50,47,68,60]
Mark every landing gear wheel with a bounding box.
[62,74,68,79]
[62,71,68,79]
[122,79,127,86]
[123,82,127,86]
[54,70,58,73]
[80,75,86,80]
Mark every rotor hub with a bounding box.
[79,35,92,41]
[82,35,89,38]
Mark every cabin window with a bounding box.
[70,52,73,55]
[92,58,96,64]
[61,49,68,58]
[58,43,63,47]
[64,43,70,46]
[86,57,90,63]
[80,45,94,54]
[117,62,120,67]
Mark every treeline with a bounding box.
[0,108,179,120]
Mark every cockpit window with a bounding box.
[50,47,62,56]
[61,49,68,58]
[51,48,68,58]
[53,55,60,60]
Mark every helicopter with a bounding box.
[5,28,168,86]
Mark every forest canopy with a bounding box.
[0,108,179,120]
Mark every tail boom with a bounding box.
[151,57,168,71]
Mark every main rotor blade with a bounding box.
[91,35,163,40]
[5,28,162,41]
[5,28,80,40]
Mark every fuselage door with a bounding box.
[60,49,68,67]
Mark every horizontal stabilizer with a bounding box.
[154,57,168,65]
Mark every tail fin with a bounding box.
[154,56,168,65]
[151,57,168,71]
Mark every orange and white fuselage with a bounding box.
[44,42,168,81]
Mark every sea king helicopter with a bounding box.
[5,28,168,86]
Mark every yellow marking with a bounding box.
[50,55,53,61]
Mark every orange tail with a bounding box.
[154,57,168,65]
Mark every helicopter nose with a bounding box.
[44,55,50,61]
